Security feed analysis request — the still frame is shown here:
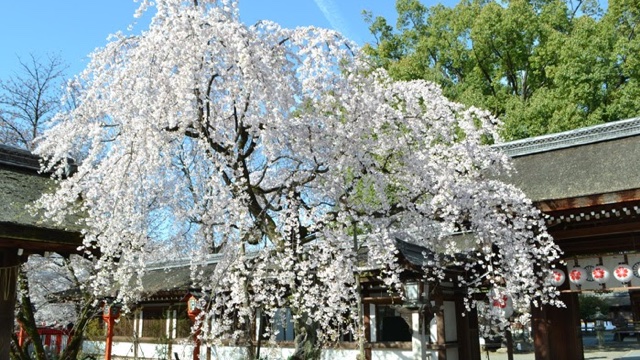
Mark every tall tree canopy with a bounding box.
[365,0,640,139]
[35,0,561,357]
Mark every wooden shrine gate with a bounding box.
[497,117,640,360]
[0,144,83,360]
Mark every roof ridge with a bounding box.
[494,117,640,157]
[145,254,226,270]
[0,144,41,171]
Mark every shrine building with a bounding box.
[496,117,640,360]
[0,145,83,360]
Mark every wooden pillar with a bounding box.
[455,298,480,360]
[192,326,201,360]
[363,303,372,360]
[532,292,583,360]
[55,332,62,355]
[434,294,446,360]
[0,249,19,360]
[17,325,26,348]
[167,309,175,359]
[104,320,114,360]
[102,302,121,360]
[532,304,550,360]
[505,329,514,360]
[186,295,202,360]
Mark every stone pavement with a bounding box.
[482,348,639,360]
[481,334,640,360]
[619,351,640,359]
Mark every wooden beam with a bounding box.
[551,222,640,241]
[0,222,83,257]
[361,296,402,305]
[537,189,640,212]
[552,232,640,257]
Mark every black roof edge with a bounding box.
[0,144,77,176]
[0,144,41,171]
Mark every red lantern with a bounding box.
[187,295,201,320]
[592,265,610,284]
[613,264,633,283]
[569,266,587,286]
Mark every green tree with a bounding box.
[364,0,640,140]
[578,294,610,330]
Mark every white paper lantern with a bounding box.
[569,266,587,286]
[490,288,514,319]
[549,269,566,287]
[592,265,610,284]
[613,264,633,283]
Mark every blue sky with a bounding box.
[0,0,408,81]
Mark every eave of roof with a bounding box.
[493,117,640,157]
[0,144,83,253]
[0,144,42,171]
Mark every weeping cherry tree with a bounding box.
[33,0,562,358]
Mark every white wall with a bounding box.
[372,348,414,360]
[84,341,423,360]
[443,301,457,343]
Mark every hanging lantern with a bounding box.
[569,266,587,286]
[490,288,514,319]
[613,264,633,283]
[186,294,201,320]
[549,269,566,287]
[592,265,610,284]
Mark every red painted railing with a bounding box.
[16,325,73,355]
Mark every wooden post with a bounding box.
[55,332,63,354]
[455,297,480,360]
[186,295,202,360]
[192,327,201,360]
[17,325,26,348]
[102,301,120,360]
[104,321,114,360]
[532,291,583,360]
[363,302,372,360]
[434,294,446,360]
[0,250,19,360]
[505,328,514,360]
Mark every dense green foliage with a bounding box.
[578,294,610,324]
[364,0,640,139]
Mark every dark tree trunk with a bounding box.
[290,314,320,360]
[14,268,47,360]
[10,266,98,360]
[58,298,98,360]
